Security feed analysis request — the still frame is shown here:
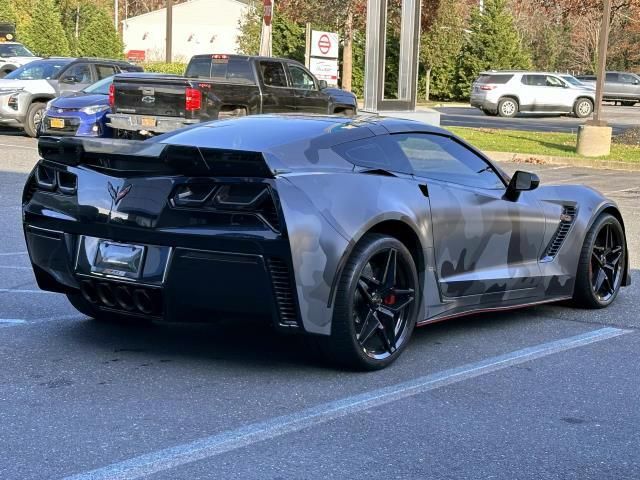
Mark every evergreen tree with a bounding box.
[73,3,123,58]
[0,0,19,25]
[420,2,465,100]
[456,0,531,98]
[21,0,70,56]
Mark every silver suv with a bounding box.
[470,71,596,118]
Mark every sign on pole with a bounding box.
[310,31,339,58]
[309,30,339,86]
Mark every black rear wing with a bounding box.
[38,136,274,178]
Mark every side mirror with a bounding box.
[318,80,328,90]
[505,170,540,200]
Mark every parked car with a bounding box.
[559,74,594,90]
[0,42,39,78]
[470,71,596,118]
[0,57,142,137]
[108,54,358,137]
[576,72,640,106]
[24,115,630,369]
[40,75,114,137]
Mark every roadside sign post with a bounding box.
[259,0,274,57]
[592,0,612,125]
[309,30,339,86]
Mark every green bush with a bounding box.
[71,3,124,59]
[140,62,187,75]
[20,0,70,56]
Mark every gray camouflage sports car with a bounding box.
[23,115,630,370]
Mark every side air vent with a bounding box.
[542,206,577,261]
[267,258,299,328]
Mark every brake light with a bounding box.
[185,87,201,111]
[211,54,228,59]
[480,85,497,91]
[108,84,115,107]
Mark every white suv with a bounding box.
[0,42,39,78]
[470,71,596,118]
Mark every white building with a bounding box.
[122,0,250,62]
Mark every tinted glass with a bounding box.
[332,136,412,174]
[561,75,583,86]
[4,59,72,80]
[521,75,547,86]
[619,73,638,84]
[476,74,513,84]
[394,134,504,189]
[545,75,565,87]
[0,43,33,57]
[83,75,113,95]
[62,63,93,83]
[260,61,287,87]
[288,65,316,90]
[185,57,255,84]
[606,72,619,82]
[95,65,116,80]
[185,57,212,78]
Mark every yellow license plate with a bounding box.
[141,116,156,127]
[50,118,65,129]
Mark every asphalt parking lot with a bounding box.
[1,133,639,480]
[438,103,640,134]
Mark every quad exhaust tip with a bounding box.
[79,279,161,316]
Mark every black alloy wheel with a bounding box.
[324,233,419,370]
[574,213,626,308]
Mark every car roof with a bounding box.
[189,54,306,68]
[157,114,451,152]
[479,71,571,76]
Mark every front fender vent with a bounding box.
[542,205,577,261]
[267,258,299,328]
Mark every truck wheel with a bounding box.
[233,107,247,117]
[0,69,12,79]
[621,101,637,107]
[497,98,518,118]
[24,102,46,138]
[573,98,594,118]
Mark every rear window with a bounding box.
[476,74,513,84]
[185,57,255,84]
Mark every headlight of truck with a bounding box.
[80,104,110,115]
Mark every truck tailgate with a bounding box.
[113,76,192,117]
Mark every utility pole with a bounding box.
[592,0,612,124]
[479,0,484,13]
[165,0,173,63]
[114,0,119,32]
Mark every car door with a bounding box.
[392,133,546,299]
[94,64,118,81]
[257,60,295,113]
[57,62,94,95]
[605,72,623,97]
[286,63,328,114]
[618,73,640,99]
[531,75,570,112]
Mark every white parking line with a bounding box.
[0,288,55,294]
[62,327,630,480]
[604,187,640,195]
[0,251,28,257]
[0,142,37,150]
[0,319,27,325]
[0,266,31,270]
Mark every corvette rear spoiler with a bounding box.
[37,136,274,178]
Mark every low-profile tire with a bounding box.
[573,98,594,118]
[573,213,626,309]
[24,102,46,138]
[320,233,419,370]
[66,292,148,324]
[497,98,518,118]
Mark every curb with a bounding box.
[484,151,640,172]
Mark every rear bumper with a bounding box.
[107,113,200,133]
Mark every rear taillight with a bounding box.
[108,84,115,107]
[185,88,201,111]
[480,85,497,91]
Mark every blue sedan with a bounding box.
[41,76,113,137]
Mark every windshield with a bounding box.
[82,75,113,95]
[4,59,72,80]
[0,43,34,58]
[562,75,584,87]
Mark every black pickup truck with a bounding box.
[107,54,358,136]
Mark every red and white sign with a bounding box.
[263,0,272,26]
[310,30,339,59]
[310,57,339,86]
